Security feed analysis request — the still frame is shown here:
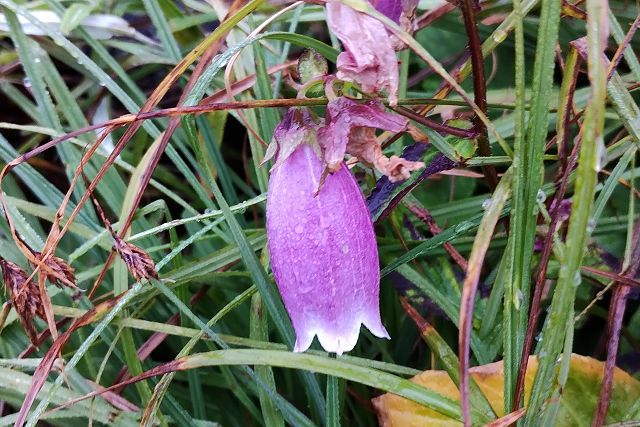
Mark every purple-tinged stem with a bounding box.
[593,219,640,426]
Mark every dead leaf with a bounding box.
[372,355,640,426]
[348,128,424,182]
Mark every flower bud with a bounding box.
[297,49,328,83]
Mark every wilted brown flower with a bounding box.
[0,257,45,344]
[348,127,424,182]
[326,1,399,104]
[319,97,423,181]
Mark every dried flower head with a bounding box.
[113,236,159,283]
[350,130,424,182]
[81,170,159,284]
[325,0,420,101]
[33,252,77,290]
[0,257,45,344]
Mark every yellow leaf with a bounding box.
[372,355,640,426]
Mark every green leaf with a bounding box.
[60,3,94,35]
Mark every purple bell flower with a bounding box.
[266,108,389,354]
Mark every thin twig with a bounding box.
[392,105,479,138]
[581,266,640,288]
[485,408,527,427]
[112,286,210,393]
[607,13,640,80]
[415,1,456,30]
[3,98,472,176]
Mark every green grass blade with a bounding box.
[251,293,285,427]
[524,1,608,423]
[179,349,463,421]
[502,0,562,410]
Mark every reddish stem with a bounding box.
[512,135,582,411]
[459,0,498,192]
[607,13,640,80]
[392,105,480,139]
[592,220,640,426]
[404,201,469,271]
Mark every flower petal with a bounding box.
[326,1,399,103]
[319,98,408,170]
[349,128,424,182]
[263,108,322,170]
[267,144,389,354]
[371,0,419,50]
[372,0,404,23]
[371,0,419,29]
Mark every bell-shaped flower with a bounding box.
[266,107,389,354]
[326,1,400,104]
[319,97,424,181]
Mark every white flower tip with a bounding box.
[292,318,390,355]
[364,317,391,341]
[317,330,359,356]
[293,327,315,353]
